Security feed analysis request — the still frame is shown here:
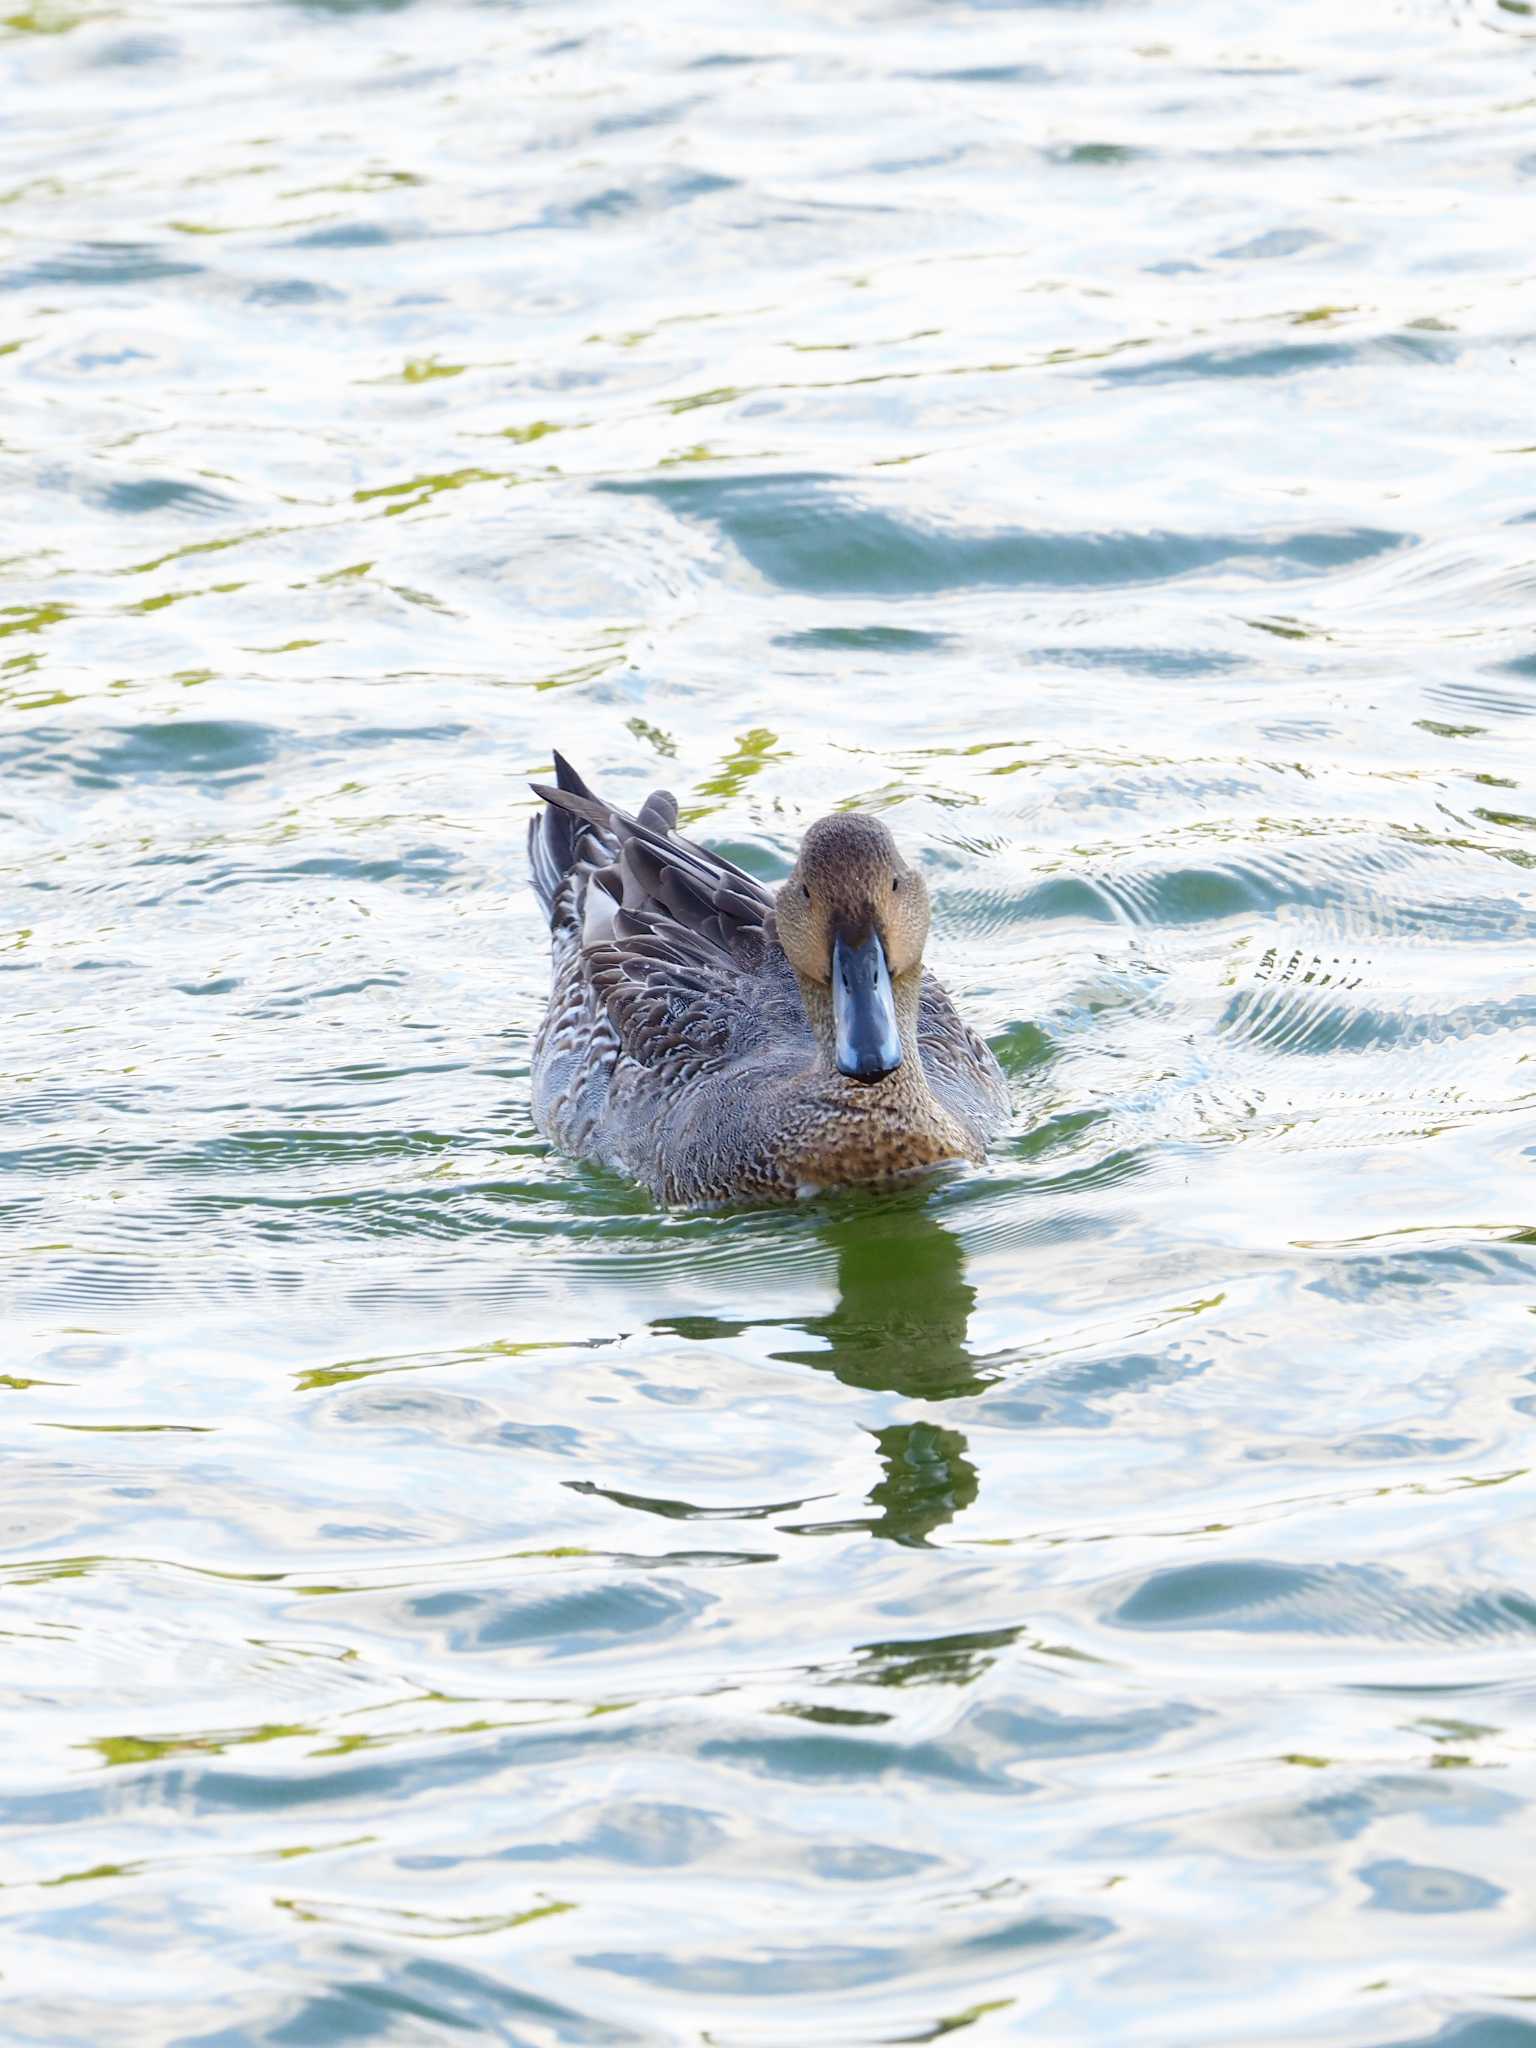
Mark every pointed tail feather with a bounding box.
[528,751,601,925]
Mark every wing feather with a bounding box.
[530,766,794,1085]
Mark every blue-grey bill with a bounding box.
[833,928,903,1080]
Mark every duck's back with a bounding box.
[528,756,814,1201]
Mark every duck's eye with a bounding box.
[801,883,811,902]
[892,876,901,893]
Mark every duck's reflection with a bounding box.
[652,1198,985,1545]
[778,1201,981,1545]
[773,1199,986,1400]
[865,1421,978,1546]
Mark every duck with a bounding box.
[527,753,1009,1207]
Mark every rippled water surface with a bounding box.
[6,0,1536,2039]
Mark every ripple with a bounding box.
[399,1578,718,1657]
[772,624,952,653]
[0,241,202,291]
[290,220,398,249]
[1390,2020,1536,2048]
[1103,340,1359,384]
[1111,1561,1536,1644]
[493,1798,728,1870]
[1360,1858,1504,1914]
[197,1960,663,2048]
[1027,642,1247,677]
[1428,674,1536,722]
[1219,986,1536,1059]
[583,1907,1111,1995]
[99,477,237,519]
[10,718,277,788]
[599,474,1406,595]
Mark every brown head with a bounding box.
[775,813,931,1082]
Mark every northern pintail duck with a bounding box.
[528,754,1008,1206]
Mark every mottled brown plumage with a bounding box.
[528,753,1008,1206]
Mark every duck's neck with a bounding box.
[797,967,934,1111]
[782,964,972,1186]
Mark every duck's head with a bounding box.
[776,813,931,1082]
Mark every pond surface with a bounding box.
[5,0,1536,2041]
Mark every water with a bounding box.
[5,0,1536,2038]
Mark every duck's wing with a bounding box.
[532,760,800,1076]
[918,972,1010,1137]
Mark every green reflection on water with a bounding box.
[657,1198,989,1543]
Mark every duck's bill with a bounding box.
[833,927,903,1080]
